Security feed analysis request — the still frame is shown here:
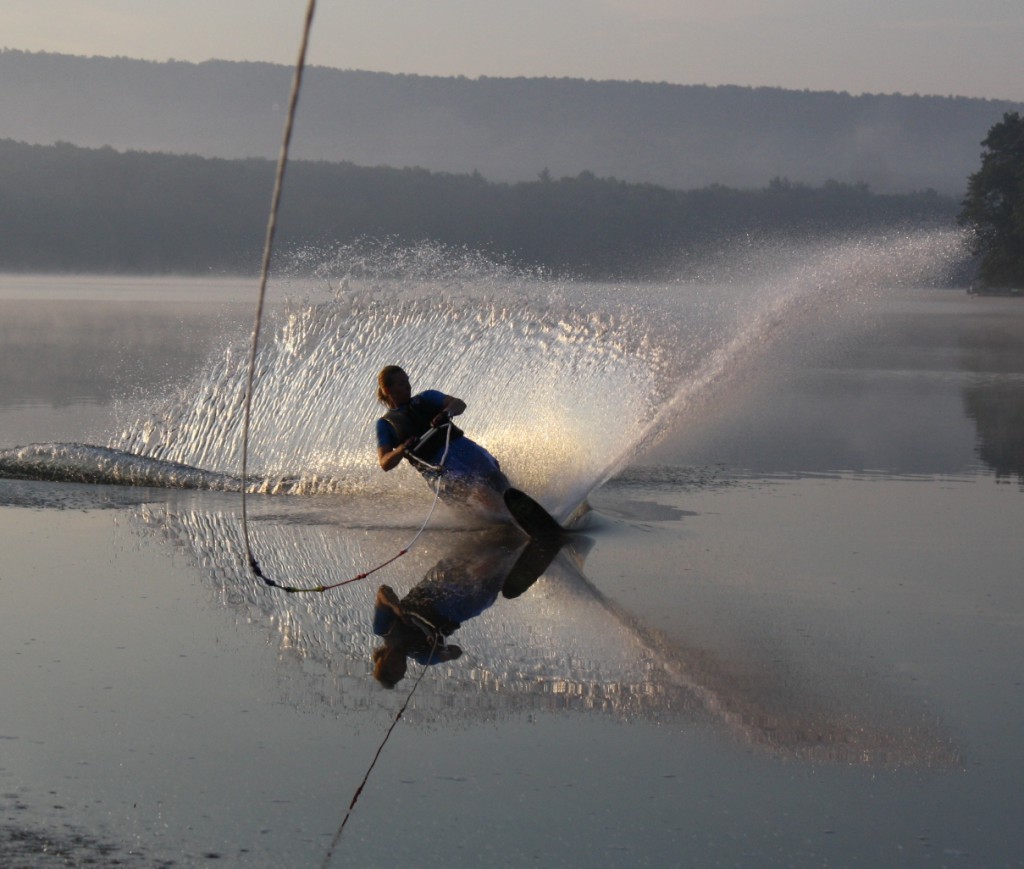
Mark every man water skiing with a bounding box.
[375,365,509,510]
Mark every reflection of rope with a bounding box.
[322,633,438,869]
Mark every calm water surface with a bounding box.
[1,272,1022,867]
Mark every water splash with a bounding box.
[111,244,677,518]
[0,443,241,490]
[624,229,970,476]
[102,232,965,519]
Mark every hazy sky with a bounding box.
[4,0,1023,102]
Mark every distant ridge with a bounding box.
[2,49,1021,195]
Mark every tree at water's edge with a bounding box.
[959,112,1024,291]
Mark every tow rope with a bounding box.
[249,422,456,594]
[236,5,455,862]
[235,0,458,594]
[240,0,317,583]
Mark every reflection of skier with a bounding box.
[374,365,509,511]
[372,584,465,688]
[371,536,563,688]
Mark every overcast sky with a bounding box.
[4,0,1023,102]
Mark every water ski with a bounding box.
[503,487,564,541]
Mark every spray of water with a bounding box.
[622,229,970,480]
[109,230,966,520]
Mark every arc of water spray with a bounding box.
[587,230,966,489]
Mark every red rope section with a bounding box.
[249,548,408,595]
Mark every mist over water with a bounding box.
[106,230,966,520]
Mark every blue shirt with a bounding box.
[375,390,510,494]
[375,389,447,451]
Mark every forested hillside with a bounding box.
[2,50,1020,195]
[0,139,957,279]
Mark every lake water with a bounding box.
[1,246,1023,867]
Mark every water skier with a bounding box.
[375,365,510,510]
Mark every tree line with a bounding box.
[5,50,1020,195]
[959,112,1024,291]
[0,138,958,280]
